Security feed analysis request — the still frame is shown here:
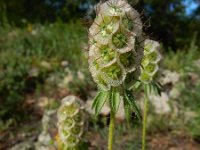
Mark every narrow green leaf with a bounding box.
[110,89,121,113]
[128,80,141,90]
[155,82,162,96]
[136,81,142,88]
[150,81,162,96]
[125,90,142,121]
[152,84,158,95]
[92,91,109,115]
[123,99,131,122]
[92,92,101,109]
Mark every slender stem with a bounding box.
[142,90,148,150]
[108,111,115,150]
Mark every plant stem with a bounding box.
[142,90,148,150]
[108,111,115,150]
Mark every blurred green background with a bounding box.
[0,0,200,149]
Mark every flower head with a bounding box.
[88,0,144,90]
[140,39,161,84]
[57,96,87,149]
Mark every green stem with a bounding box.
[142,90,148,150]
[108,111,115,150]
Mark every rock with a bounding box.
[9,139,34,150]
[149,92,171,114]
[160,70,180,85]
[169,87,180,99]
[101,104,110,116]
[38,132,52,144]
[31,30,37,35]
[188,72,199,85]
[77,71,85,80]
[88,91,97,99]
[29,67,39,77]
[58,74,73,88]
[41,110,56,130]
[194,59,200,68]
[34,110,57,150]
[169,82,185,99]
[116,101,125,120]
[64,67,71,73]
[37,97,49,108]
[85,100,95,115]
[34,131,53,150]
[184,111,198,123]
[85,91,97,115]
[9,109,57,150]
[61,61,69,67]
[40,61,51,70]
[46,75,57,84]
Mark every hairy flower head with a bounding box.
[88,0,144,90]
[140,39,161,84]
[57,96,87,149]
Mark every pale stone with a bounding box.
[9,140,34,150]
[160,70,180,85]
[195,59,200,68]
[40,61,51,70]
[38,97,49,108]
[169,82,185,99]
[29,67,39,77]
[149,92,171,114]
[116,101,125,120]
[77,71,85,80]
[184,110,198,123]
[61,61,69,67]
[58,74,73,88]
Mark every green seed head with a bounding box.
[57,96,86,149]
[88,0,144,90]
[140,39,161,84]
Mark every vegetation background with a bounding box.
[0,0,200,149]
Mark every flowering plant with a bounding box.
[88,0,162,149]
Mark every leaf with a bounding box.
[124,90,142,121]
[92,91,109,115]
[150,81,162,96]
[92,92,101,109]
[151,84,158,95]
[137,82,142,88]
[110,88,121,113]
[155,82,162,96]
[123,98,131,122]
[128,80,141,90]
